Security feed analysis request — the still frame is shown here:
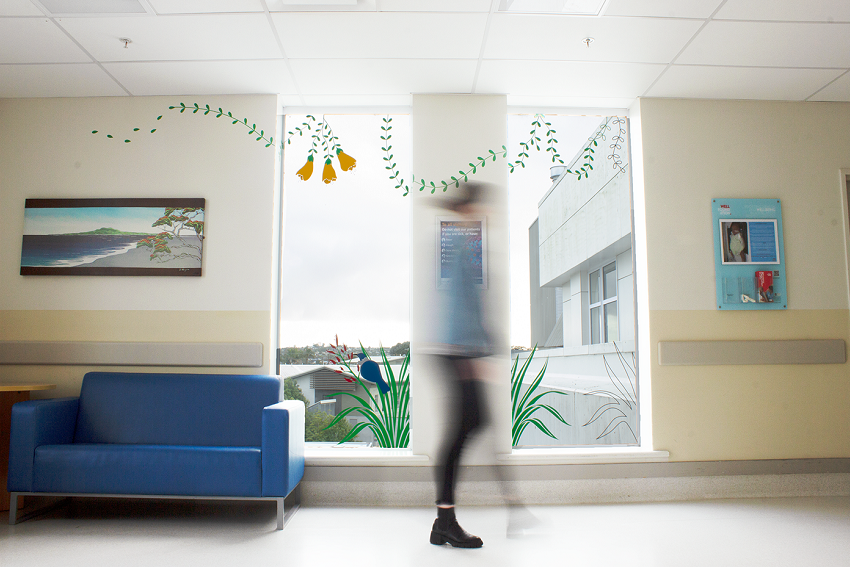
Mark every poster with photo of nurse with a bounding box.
[720,219,779,265]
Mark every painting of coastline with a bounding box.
[20,198,204,276]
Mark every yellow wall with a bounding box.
[638,98,850,461]
[0,95,279,396]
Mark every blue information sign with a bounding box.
[712,199,786,310]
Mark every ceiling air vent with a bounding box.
[32,0,152,16]
[498,0,609,16]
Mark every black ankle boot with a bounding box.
[430,507,483,548]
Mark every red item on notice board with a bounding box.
[756,271,773,292]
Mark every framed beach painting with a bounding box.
[20,198,204,276]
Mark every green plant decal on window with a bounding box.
[511,346,570,446]
[583,342,637,442]
[324,338,410,448]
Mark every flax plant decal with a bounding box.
[583,342,638,442]
[324,337,410,448]
[511,346,570,446]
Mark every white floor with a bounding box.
[2,496,849,567]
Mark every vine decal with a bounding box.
[378,113,625,196]
[92,104,626,196]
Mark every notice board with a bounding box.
[712,198,786,310]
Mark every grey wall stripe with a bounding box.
[658,339,846,366]
[0,341,263,368]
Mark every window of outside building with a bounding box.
[589,261,618,344]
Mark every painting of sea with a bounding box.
[20,198,205,276]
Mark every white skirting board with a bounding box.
[301,473,850,507]
[0,341,263,367]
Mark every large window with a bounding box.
[277,114,411,448]
[515,114,638,447]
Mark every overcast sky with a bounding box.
[23,207,166,235]
[278,113,605,349]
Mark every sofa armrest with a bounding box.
[261,400,305,498]
[7,397,80,492]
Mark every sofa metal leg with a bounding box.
[8,493,19,525]
[276,485,301,530]
[276,498,284,530]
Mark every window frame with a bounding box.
[588,260,618,344]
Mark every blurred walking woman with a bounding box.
[430,182,493,549]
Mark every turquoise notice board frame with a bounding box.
[712,198,786,310]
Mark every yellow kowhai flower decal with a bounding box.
[336,148,356,171]
[296,154,314,180]
[287,116,355,185]
[322,159,337,184]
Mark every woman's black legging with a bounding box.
[436,357,488,506]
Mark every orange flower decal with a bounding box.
[336,148,356,171]
[322,159,337,184]
[296,155,314,180]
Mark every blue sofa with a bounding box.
[7,372,304,529]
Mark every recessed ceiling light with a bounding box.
[498,0,610,16]
[268,0,358,6]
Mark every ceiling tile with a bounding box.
[147,0,265,14]
[0,0,45,16]
[604,0,722,19]
[485,14,703,63]
[376,0,492,12]
[677,21,850,68]
[715,0,850,23]
[645,65,844,100]
[290,58,478,95]
[57,13,281,61]
[476,60,666,98]
[808,71,850,102]
[103,60,299,96]
[0,18,91,63]
[0,63,128,97]
[272,12,488,59]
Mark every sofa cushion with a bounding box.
[73,372,280,447]
[33,444,262,497]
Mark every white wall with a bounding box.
[0,95,279,394]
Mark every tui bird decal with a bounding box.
[356,353,390,395]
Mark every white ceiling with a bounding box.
[2,0,849,110]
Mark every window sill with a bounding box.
[498,447,669,465]
[305,448,429,467]
[305,446,669,466]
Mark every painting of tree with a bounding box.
[136,207,204,264]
